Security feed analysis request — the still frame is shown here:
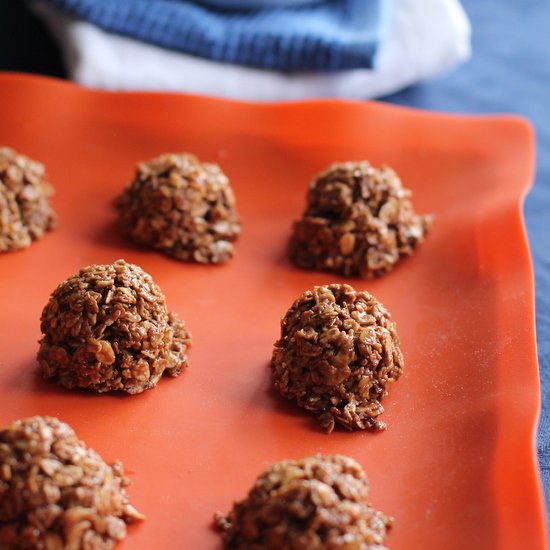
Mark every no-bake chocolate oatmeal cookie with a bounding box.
[271,284,403,433]
[116,153,240,263]
[215,454,392,550]
[0,416,144,550]
[290,161,431,277]
[0,147,56,252]
[38,259,191,394]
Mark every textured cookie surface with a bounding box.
[290,161,431,277]
[0,147,56,252]
[271,284,403,432]
[0,416,144,549]
[216,454,392,550]
[38,259,191,394]
[117,153,240,263]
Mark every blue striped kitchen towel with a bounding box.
[41,0,391,71]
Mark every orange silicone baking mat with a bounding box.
[0,73,546,549]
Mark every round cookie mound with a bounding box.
[0,416,144,549]
[290,161,431,277]
[271,284,403,432]
[117,153,241,264]
[38,259,191,394]
[215,454,392,550]
[0,146,57,252]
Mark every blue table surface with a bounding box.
[382,0,550,516]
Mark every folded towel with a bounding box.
[38,0,391,71]
[33,0,471,101]
[199,1,325,6]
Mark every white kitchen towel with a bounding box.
[32,0,471,101]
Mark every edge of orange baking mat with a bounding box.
[470,116,547,549]
[0,71,546,549]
